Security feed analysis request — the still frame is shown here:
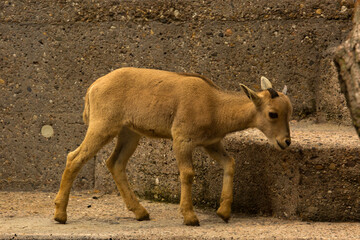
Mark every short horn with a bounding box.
[282,85,288,95]
[260,76,272,90]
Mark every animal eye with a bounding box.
[269,112,278,119]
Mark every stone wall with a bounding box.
[335,0,360,137]
[0,0,356,219]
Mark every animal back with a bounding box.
[176,72,221,90]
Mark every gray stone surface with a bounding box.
[1,0,359,222]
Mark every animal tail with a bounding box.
[83,89,90,125]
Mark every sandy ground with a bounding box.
[1,191,360,239]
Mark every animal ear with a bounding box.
[282,85,288,95]
[240,84,262,108]
[260,76,272,90]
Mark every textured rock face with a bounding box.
[0,0,358,221]
[335,0,360,137]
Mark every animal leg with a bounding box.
[54,128,113,224]
[106,128,149,221]
[173,139,199,226]
[204,142,235,223]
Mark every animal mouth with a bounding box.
[276,140,286,150]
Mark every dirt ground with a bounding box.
[1,191,360,239]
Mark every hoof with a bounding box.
[216,207,231,223]
[54,213,67,224]
[136,213,150,221]
[135,208,150,221]
[183,214,200,226]
[184,218,200,226]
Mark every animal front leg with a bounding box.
[204,142,235,222]
[173,140,199,226]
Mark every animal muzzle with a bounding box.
[276,138,291,150]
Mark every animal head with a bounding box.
[240,77,293,150]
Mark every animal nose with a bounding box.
[285,139,291,146]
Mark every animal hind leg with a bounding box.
[204,142,235,223]
[54,127,114,224]
[106,127,149,221]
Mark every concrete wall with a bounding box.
[0,0,358,219]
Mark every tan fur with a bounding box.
[54,67,293,226]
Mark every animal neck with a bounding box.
[216,92,258,135]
